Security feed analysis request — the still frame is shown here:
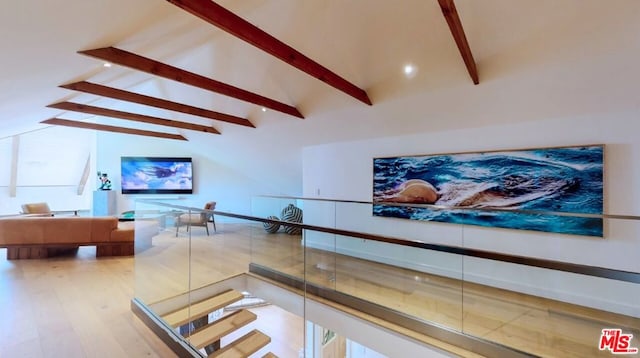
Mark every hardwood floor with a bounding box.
[0,247,175,357]
[1,221,638,358]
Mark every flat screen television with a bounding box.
[121,157,193,194]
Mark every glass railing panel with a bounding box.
[251,195,307,282]
[462,257,640,357]
[460,216,640,357]
[302,231,337,290]
[251,195,301,222]
[318,233,464,332]
[133,196,640,357]
[181,216,252,355]
[184,211,246,290]
[300,199,336,290]
[131,200,306,357]
[250,197,306,283]
[322,201,465,330]
[131,199,213,353]
[251,219,306,282]
[247,217,307,358]
[210,216,306,357]
[133,199,192,306]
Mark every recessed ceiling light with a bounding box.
[403,64,416,77]
[261,107,267,112]
[103,62,112,68]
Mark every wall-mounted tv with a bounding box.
[121,157,193,194]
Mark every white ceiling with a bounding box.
[1,0,640,146]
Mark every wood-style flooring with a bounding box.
[0,247,174,357]
[2,221,639,357]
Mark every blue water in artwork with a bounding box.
[121,160,193,190]
[373,146,603,237]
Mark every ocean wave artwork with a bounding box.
[122,160,192,190]
[373,145,604,237]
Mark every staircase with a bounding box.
[161,289,277,358]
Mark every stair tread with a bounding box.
[190,309,257,349]
[262,352,278,358]
[209,329,271,358]
[162,289,245,327]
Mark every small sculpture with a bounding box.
[97,171,112,190]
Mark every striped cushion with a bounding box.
[263,215,281,234]
[280,204,303,235]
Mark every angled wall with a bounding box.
[0,126,95,215]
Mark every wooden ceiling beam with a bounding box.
[41,118,187,141]
[47,102,220,135]
[166,0,372,105]
[438,0,479,85]
[60,81,254,128]
[78,47,304,119]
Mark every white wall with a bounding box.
[296,3,640,318]
[95,130,302,219]
[0,111,305,220]
[0,126,95,215]
[302,114,640,317]
[1,0,637,322]
[303,114,640,269]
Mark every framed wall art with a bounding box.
[373,145,604,237]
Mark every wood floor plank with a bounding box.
[0,337,44,357]
[0,247,178,358]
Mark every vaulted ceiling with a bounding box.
[0,0,476,139]
[1,0,639,145]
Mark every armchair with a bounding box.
[175,201,216,236]
[21,202,79,217]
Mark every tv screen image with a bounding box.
[121,157,193,194]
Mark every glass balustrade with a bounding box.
[131,197,640,358]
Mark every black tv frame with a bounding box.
[121,156,193,195]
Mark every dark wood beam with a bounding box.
[166,0,372,105]
[60,81,254,128]
[78,47,304,119]
[438,0,479,85]
[47,101,220,135]
[41,118,187,141]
